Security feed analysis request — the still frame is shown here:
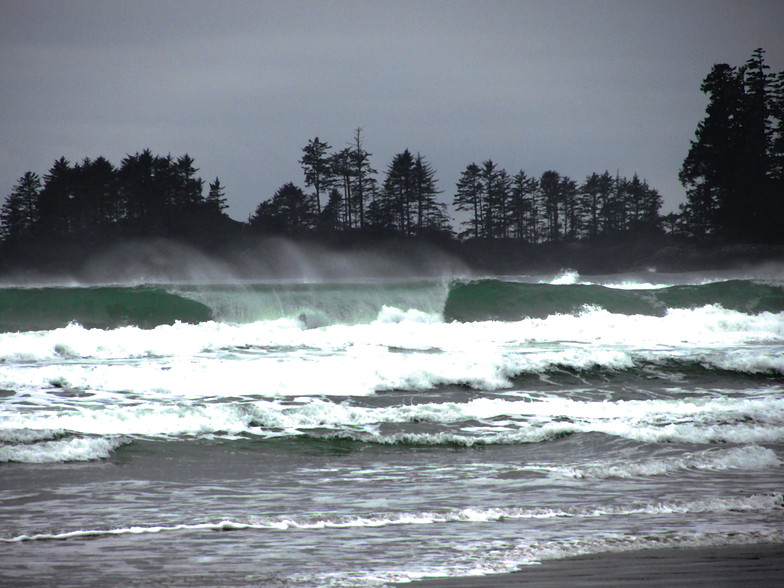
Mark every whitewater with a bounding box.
[1,270,783,586]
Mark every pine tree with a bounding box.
[559,175,578,239]
[479,160,509,239]
[174,154,204,211]
[249,182,314,235]
[206,177,228,216]
[330,147,354,230]
[1,172,41,243]
[349,128,377,229]
[540,170,562,241]
[37,157,75,236]
[453,163,483,239]
[300,137,333,215]
[680,49,781,241]
[381,149,415,234]
[507,170,538,241]
[411,153,448,233]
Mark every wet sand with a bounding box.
[396,543,784,587]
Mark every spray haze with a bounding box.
[76,236,469,285]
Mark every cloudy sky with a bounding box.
[1,0,782,223]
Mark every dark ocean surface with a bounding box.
[1,270,782,586]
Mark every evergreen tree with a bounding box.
[559,175,579,239]
[412,153,448,233]
[623,173,662,232]
[71,156,119,233]
[330,147,354,230]
[579,172,612,238]
[381,149,415,234]
[174,154,204,212]
[540,170,562,241]
[453,163,483,239]
[680,49,781,241]
[316,188,343,233]
[771,69,784,182]
[1,172,41,243]
[118,150,156,231]
[37,157,75,236]
[348,128,377,229]
[249,182,314,234]
[479,160,509,239]
[300,137,333,215]
[206,177,228,216]
[507,170,539,241]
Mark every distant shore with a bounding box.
[396,543,784,587]
[2,231,784,284]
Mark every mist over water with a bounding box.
[72,236,469,285]
[0,268,782,586]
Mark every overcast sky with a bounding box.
[1,0,783,223]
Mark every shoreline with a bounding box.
[395,543,784,587]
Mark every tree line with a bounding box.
[249,128,451,237]
[247,127,664,243]
[3,48,782,258]
[678,48,784,242]
[1,150,229,247]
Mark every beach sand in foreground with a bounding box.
[396,543,784,587]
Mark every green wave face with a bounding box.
[174,280,448,325]
[657,280,784,314]
[443,279,784,322]
[0,287,213,332]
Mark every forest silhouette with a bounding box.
[2,49,783,278]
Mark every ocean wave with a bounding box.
[0,286,213,332]
[550,445,781,479]
[444,278,784,321]
[0,278,781,334]
[450,528,784,581]
[0,435,129,463]
[3,493,780,543]
[3,393,782,447]
[1,302,781,367]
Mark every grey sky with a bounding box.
[1,0,782,223]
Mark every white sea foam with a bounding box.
[0,436,128,463]
[0,304,781,366]
[3,493,779,543]
[3,392,781,446]
[552,445,781,479]
[545,270,581,285]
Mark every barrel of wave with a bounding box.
[0,286,213,332]
[442,278,784,322]
[174,280,451,326]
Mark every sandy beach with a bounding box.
[397,543,784,587]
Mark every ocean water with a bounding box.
[1,270,783,586]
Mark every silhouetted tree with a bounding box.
[300,137,333,215]
[316,188,343,233]
[174,154,204,212]
[71,156,119,234]
[680,49,781,241]
[660,212,682,236]
[580,172,611,238]
[330,147,354,229]
[249,182,314,234]
[453,163,483,239]
[540,170,562,241]
[348,128,376,229]
[206,177,228,216]
[412,153,449,233]
[508,170,539,241]
[1,172,41,243]
[479,160,509,239]
[37,157,75,236]
[379,149,416,234]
